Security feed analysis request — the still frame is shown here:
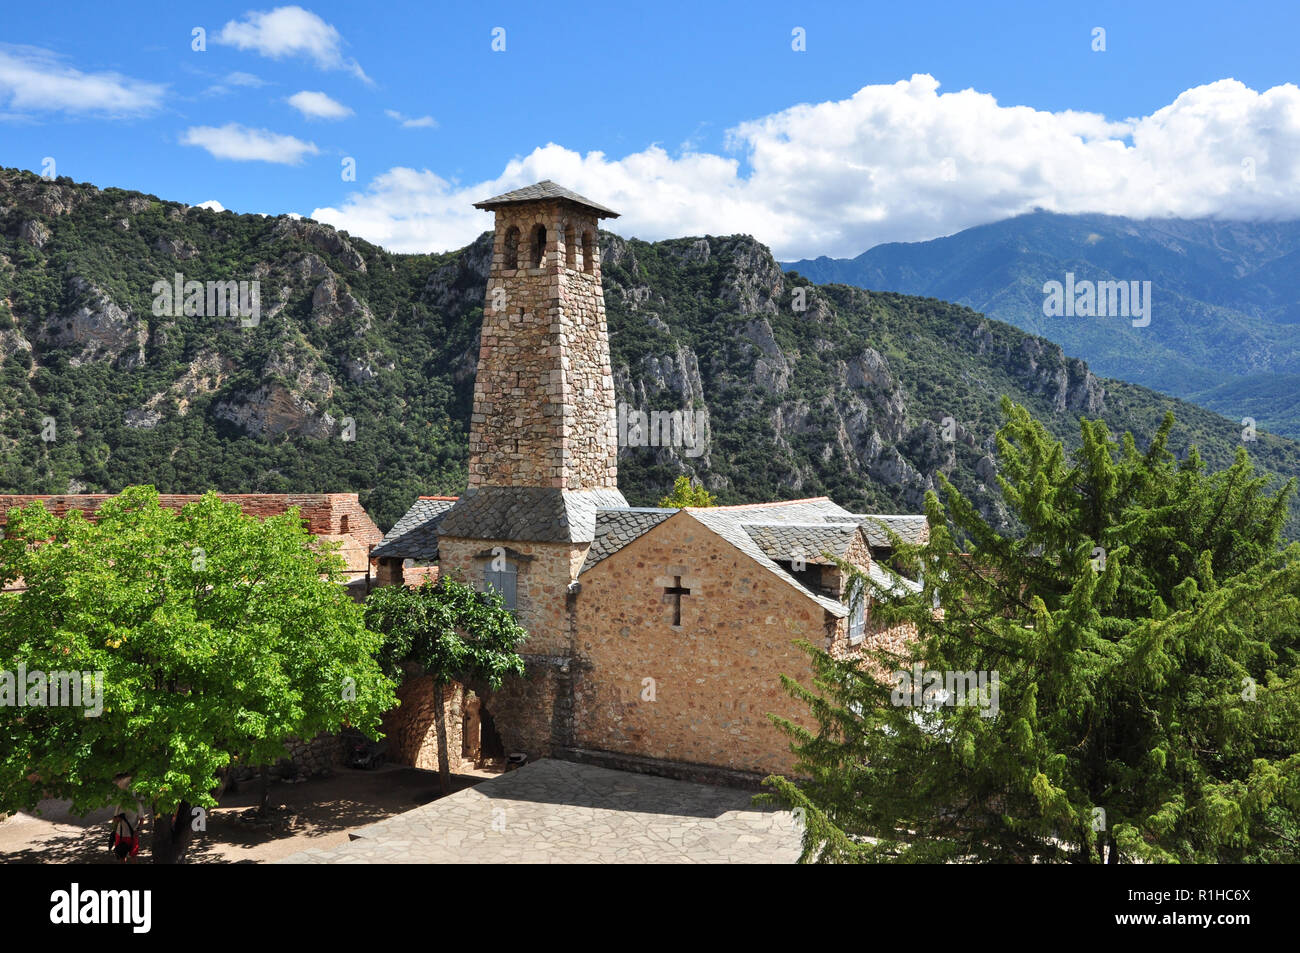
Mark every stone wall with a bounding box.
[381,672,468,771]
[472,655,571,761]
[570,510,843,777]
[284,732,346,777]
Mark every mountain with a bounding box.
[785,212,1300,437]
[2,168,1299,537]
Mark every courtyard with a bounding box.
[283,759,802,864]
[0,759,801,864]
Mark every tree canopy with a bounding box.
[657,475,717,508]
[0,486,396,861]
[763,399,1300,863]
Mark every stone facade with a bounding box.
[571,510,837,776]
[435,536,584,656]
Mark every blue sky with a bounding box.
[3,1,1299,257]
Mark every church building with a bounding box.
[373,181,926,781]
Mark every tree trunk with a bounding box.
[256,765,270,816]
[150,800,194,864]
[433,680,451,796]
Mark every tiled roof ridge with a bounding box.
[704,496,833,510]
[473,180,620,218]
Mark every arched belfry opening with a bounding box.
[503,225,520,269]
[530,224,547,268]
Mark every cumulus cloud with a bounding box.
[195,199,225,212]
[182,123,319,165]
[215,5,369,83]
[288,90,352,120]
[0,44,165,117]
[312,75,1300,258]
[384,108,436,129]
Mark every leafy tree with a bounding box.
[763,399,1300,863]
[658,475,717,508]
[0,486,397,863]
[365,577,527,794]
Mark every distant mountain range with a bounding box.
[785,213,1300,437]
[3,169,1299,536]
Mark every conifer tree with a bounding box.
[764,398,1300,863]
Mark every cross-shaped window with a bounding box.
[665,576,691,627]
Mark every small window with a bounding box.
[530,224,546,268]
[340,515,349,534]
[503,226,520,269]
[485,563,517,611]
[846,578,867,645]
[564,223,576,269]
[581,231,595,274]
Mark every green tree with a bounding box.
[658,475,717,508]
[365,577,527,794]
[0,486,397,863]
[763,399,1300,863]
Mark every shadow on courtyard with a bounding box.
[0,765,498,864]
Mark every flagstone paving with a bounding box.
[280,758,802,864]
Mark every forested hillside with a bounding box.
[3,169,1298,535]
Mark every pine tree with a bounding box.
[763,398,1300,863]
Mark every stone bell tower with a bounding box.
[437,181,627,661]
[465,180,623,493]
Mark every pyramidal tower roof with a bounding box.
[473,180,620,219]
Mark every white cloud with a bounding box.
[225,71,266,88]
[0,44,165,117]
[181,123,319,165]
[288,90,352,120]
[311,75,1300,259]
[215,6,369,83]
[195,199,225,212]
[384,108,436,129]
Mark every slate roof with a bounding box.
[839,514,930,547]
[741,522,859,565]
[438,486,629,544]
[372,497,458,560]
[473,180,620,219]
[580,507,677,574]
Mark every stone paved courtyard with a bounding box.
[281,758,803,864]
